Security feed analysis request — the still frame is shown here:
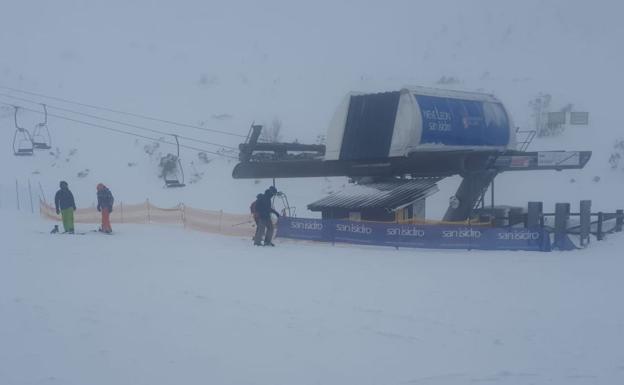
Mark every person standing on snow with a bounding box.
[54,181,77,233]
[251,193,264,242]
[254,186,280,246]
[96,183,114,233]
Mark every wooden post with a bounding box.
[597,212,604,241]
[527,202,543,228]
[146,199,151,223]
[38,182,47,204]
[554,203,570,248]
[15,179,20,211]
[28,179,34,214]
[219,210,223,233]
[490,178,495,211]
[579,200,591,247]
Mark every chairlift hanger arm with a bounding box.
[40,103,48,125]
[12,106,34,155]
[13,105,33,142]
[13,106,25,131]
[31,103,52,149]
[178,157,185,184]
[172,134,181,158]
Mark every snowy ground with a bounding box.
[3,2,624,384]
[2,210,624,385]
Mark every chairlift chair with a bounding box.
[164,134,186,188]
[31,104,52,150]
[12,106,34,156]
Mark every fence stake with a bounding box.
[597,212,604,241]
[616,209,623,232]
[146,199,151,223]
[181,203,186,228]
[38,181,47,204]
[219,210,223,233]
[554,203,570,249]
[15,179,20,211]
[580,200,591,247]
[28,179,34,214]
[120,201,124,223]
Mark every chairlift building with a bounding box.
[233,86,592,222]
[307,178,439,222]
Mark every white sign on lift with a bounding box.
[538,151,581,167]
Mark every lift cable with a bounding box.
[0,93,237,150]
[0,85,247,138]
[0,101,238,160]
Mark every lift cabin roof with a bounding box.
[308,178,440,212]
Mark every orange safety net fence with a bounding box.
[40,200,255,237]
[40,200,490,237]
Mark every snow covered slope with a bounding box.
[2,210,624,385]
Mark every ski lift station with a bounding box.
[233,86,591,222]
[308,178,440,222]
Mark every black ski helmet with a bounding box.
[60,180,68,189]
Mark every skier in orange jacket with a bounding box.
[96,183,114,233]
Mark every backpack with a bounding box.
[250,200,258,219]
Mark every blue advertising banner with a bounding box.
[276,217,327,241]
[277,218,551,252]
[414,94,510,147]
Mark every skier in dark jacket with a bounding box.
[251,193,264,245]
[253,186,280,246]
[96,183,114,233]
[54,180,76,233]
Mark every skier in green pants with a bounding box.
[54,181,77,233]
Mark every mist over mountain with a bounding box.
[1,0,622,213]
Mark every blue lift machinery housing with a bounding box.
[232,87,591,221]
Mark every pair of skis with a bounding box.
[49,225,113,235]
